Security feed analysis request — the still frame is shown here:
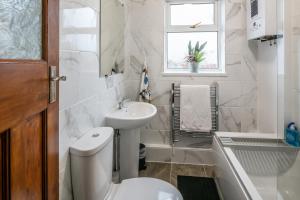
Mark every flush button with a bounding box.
[92,133,100,138]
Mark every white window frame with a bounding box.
[164,0,224,75]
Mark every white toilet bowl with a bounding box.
[70,127,183,200]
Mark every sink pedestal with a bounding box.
[119,128,140,180]
[105,102,157,180]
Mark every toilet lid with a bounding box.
[113,178,183,200]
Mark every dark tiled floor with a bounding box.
[177,176,220,200]
[139,162,215,187]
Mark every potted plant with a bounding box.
[185,41,207,73]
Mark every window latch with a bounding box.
[190,22,202,28]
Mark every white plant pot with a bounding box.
[189,62,199,73]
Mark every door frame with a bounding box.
[44,0,59,199]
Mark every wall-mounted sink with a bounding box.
[106,102,157,130]
[105,101,157,180]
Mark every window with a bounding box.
[165,0,224,74]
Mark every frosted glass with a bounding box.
[0,0,42,59]
[167,32,218,70]
[171,4,214,26]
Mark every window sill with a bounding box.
[162,71,227,77]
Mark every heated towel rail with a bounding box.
[171,83,219,147]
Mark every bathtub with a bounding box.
[213,132,300,200]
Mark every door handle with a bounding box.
[49,66,66,103]
[51,75,67,82]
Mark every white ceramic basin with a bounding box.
[106,102,157,130]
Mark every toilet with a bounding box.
[70,127,183,200]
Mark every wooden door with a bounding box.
[0,0,59,199]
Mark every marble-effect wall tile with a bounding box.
[59,0,126,199]
[144,105,170,131]
[125,0,258,147]
[219,107,242,132]
[141,130,170,145]
[241,107,257,132]
[219,81,243,107]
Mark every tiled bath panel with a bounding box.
[139,162,215,187]
[145,145,214,165]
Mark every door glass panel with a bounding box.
[0,0,42,59]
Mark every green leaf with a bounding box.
[199,57,205,63]
[188,41,193,55]
[195,41,200,51]
[195,52,205,63]
[199,41,207,52]
[186,40,207,63]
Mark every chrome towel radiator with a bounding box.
[171,83,219,147]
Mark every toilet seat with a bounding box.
[111,177,183,200]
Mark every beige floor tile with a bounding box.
[139,162,215,187]
[139,162,171,183]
